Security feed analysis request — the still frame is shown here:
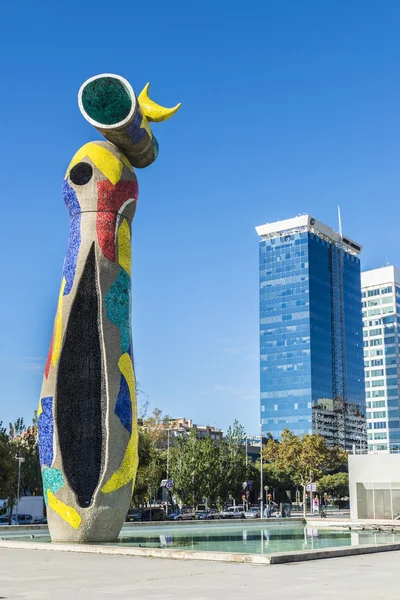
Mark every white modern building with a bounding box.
[349,454,400,519]
[361,266,400,453]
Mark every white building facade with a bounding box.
[361,266,400,453]
[349,454,400,519]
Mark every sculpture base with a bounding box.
[48,502,128,544]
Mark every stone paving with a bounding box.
[1,547,400,599]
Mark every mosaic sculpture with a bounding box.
[38,74,180,542]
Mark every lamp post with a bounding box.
[166,428,170,516]
[15,455,25,518]
[260,424,264,519]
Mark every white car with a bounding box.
[244,507,260,519]
[221,506,245,519]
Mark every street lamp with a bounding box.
[166,428,170,516]
[15,455,25,517]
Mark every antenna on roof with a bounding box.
[338,205,343,239]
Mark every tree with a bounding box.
[131,427,155,506]
[169,427,245,509]
[0,415,43,522]
[142,408,171,449]
[263,429,347,518]
[131,408,169,507]
[317,472,349,499]
[9,416,42,497]
[145,418,248,510]
[169,429,203,507]
[218,420,247,504]
[197,435,220,506]
[0,421,16,520]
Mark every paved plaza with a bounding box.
[1,548,399,599]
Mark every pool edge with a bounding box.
[1,538,400,565]
[269,541,400,563]
[0,539,271,565]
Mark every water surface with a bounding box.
[4,522,400,555]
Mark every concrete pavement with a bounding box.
[1,547,400,599]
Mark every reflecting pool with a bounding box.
[3,522,400,555]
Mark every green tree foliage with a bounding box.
[223,420,247,500]
[9,416,42,497]
[317,472,349,499]
[169,420,247,508]
[197,435,220,505]
[0,415,42,520]
[263,462,294,490]
[131,409,169,507]
[263,428,347,517]
[169,429,204,506]
[0,422,16,516]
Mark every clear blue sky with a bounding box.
[1,0,399,435]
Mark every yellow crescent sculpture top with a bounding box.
[138,83,182,122]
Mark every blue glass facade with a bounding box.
[259,229,365,446]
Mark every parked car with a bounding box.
[0,516,9,525]
[195,511,210,520]
[168,509,195,521]
[168,512,183,521]
[208,509,222,519]
[180,509,196,520]
[11,514,34,525]
[194,509,220,520]
[221,506,245,519]
[33,517,48,525]
[126,508,143,522]
[244,507,260,519]
[140,508,168,522]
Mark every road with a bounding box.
[1,547,400,599]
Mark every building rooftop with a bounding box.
[361,265,400,287]
[255,214,362,256]
[168,418,224,438]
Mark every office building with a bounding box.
[361,266,400,453]
[256,214,366,451]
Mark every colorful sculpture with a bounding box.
[38,74,180,542]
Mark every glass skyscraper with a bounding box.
[256,215,366,451]
[361,266,400,453]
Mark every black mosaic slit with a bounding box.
[57,243,102,508]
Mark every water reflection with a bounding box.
[115,524,400,555]
[5,524,400,555]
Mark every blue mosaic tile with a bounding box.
[126,109,146,144]
[115,373,132,433]
[62,180,81,295]
[38,397,54,467]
